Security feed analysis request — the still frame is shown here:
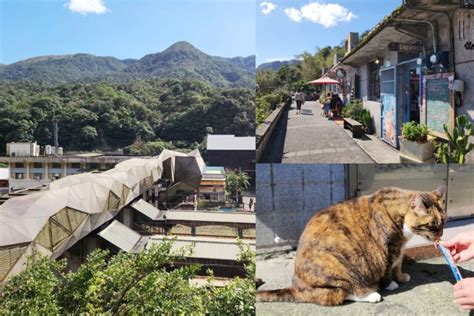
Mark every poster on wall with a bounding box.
[381,94,397,147]
[423,73,454,138]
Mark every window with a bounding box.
[52,163,61,169]
[70,163,81,169]
[15,173,24,179]
[33,173,43,180]
[88,163,99,170]
[380,68,396,95]
[33,162,42,169]
[15,162,24,168]
[368,61,381,101]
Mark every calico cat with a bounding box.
[257,186,447,306]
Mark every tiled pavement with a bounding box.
[263,101,373,163]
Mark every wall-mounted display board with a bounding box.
[422,73,455,139]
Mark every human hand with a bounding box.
[454,278,474,310]
[440,231,474,263]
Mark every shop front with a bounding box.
[332,0,473,155]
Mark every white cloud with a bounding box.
[284,2,357,28]
[65,0,109,15]
[260,2,277,15]
[284,8,302,22]
[264,57,294,63]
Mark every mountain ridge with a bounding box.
[0,41,255,88]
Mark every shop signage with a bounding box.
[388,42,423,53]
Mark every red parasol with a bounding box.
[307,77,339,85]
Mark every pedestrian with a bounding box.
[441,231,474,310]
[295,89,305,115]
[322,92,331,117]
[249,198,254,212]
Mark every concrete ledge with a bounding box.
[256,101,289,162]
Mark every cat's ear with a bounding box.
[410,193,428,216]
[433,185,447,199]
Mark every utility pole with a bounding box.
[53,106,59,150]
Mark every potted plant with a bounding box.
[399,121,434,161]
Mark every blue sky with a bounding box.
[0,0,255,64]
[257,0,402,65]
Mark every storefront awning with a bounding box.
[341,2,459,67]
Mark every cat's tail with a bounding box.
[257,288,295,302]
[257,287,347,306]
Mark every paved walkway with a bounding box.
[257,252,473,315]
[261,101,402,164]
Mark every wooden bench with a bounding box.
[343,118,363,138]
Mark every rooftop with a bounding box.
[207,135,256,151]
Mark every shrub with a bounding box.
[434,115,474,164]
[402,121,428,143]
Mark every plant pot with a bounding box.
[399,137,434,161]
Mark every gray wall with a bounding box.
[256,164,347,250]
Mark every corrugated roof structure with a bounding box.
[98,220,149,253]
[131,199,255,224]
[0,149,204,283]
[148,235,256,261]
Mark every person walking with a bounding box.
[294,90,305,115]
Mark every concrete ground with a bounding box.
[340,128,401,163]
[257,251,474,316]
[261,101,402,163]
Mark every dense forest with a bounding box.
[0,79,255,155]
[256,45,346,125]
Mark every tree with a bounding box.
[225,170,251,205]
[0,239,256,315]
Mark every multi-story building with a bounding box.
[0,143,139,191]
[199,166,226,202]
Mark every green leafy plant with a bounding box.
[442,115,474,164]
[432,139,450,164]
[401,121,428,143]
[225,170,251,205]
[360,109,374,134]
[0,239,256,315]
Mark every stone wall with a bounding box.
[256,164,347,250]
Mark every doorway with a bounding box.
[401,61,420,124]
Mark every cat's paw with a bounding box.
[366,292,382,303]
[397,273,411,283]
[384,281,399,291]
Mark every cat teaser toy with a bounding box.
[435,241,463,283]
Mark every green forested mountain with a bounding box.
[0,42,255,88]
[122,42,255,88]
[0,79,255,154]
[256,59,301,71]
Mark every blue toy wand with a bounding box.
[435,241,463,283]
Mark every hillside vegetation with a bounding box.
[256,45,345,125]
[0,79,255,155]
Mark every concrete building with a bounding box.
[326,0,474,160]
[207,134,256,181]
[199,166,226,202]
[0,152,134,191]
